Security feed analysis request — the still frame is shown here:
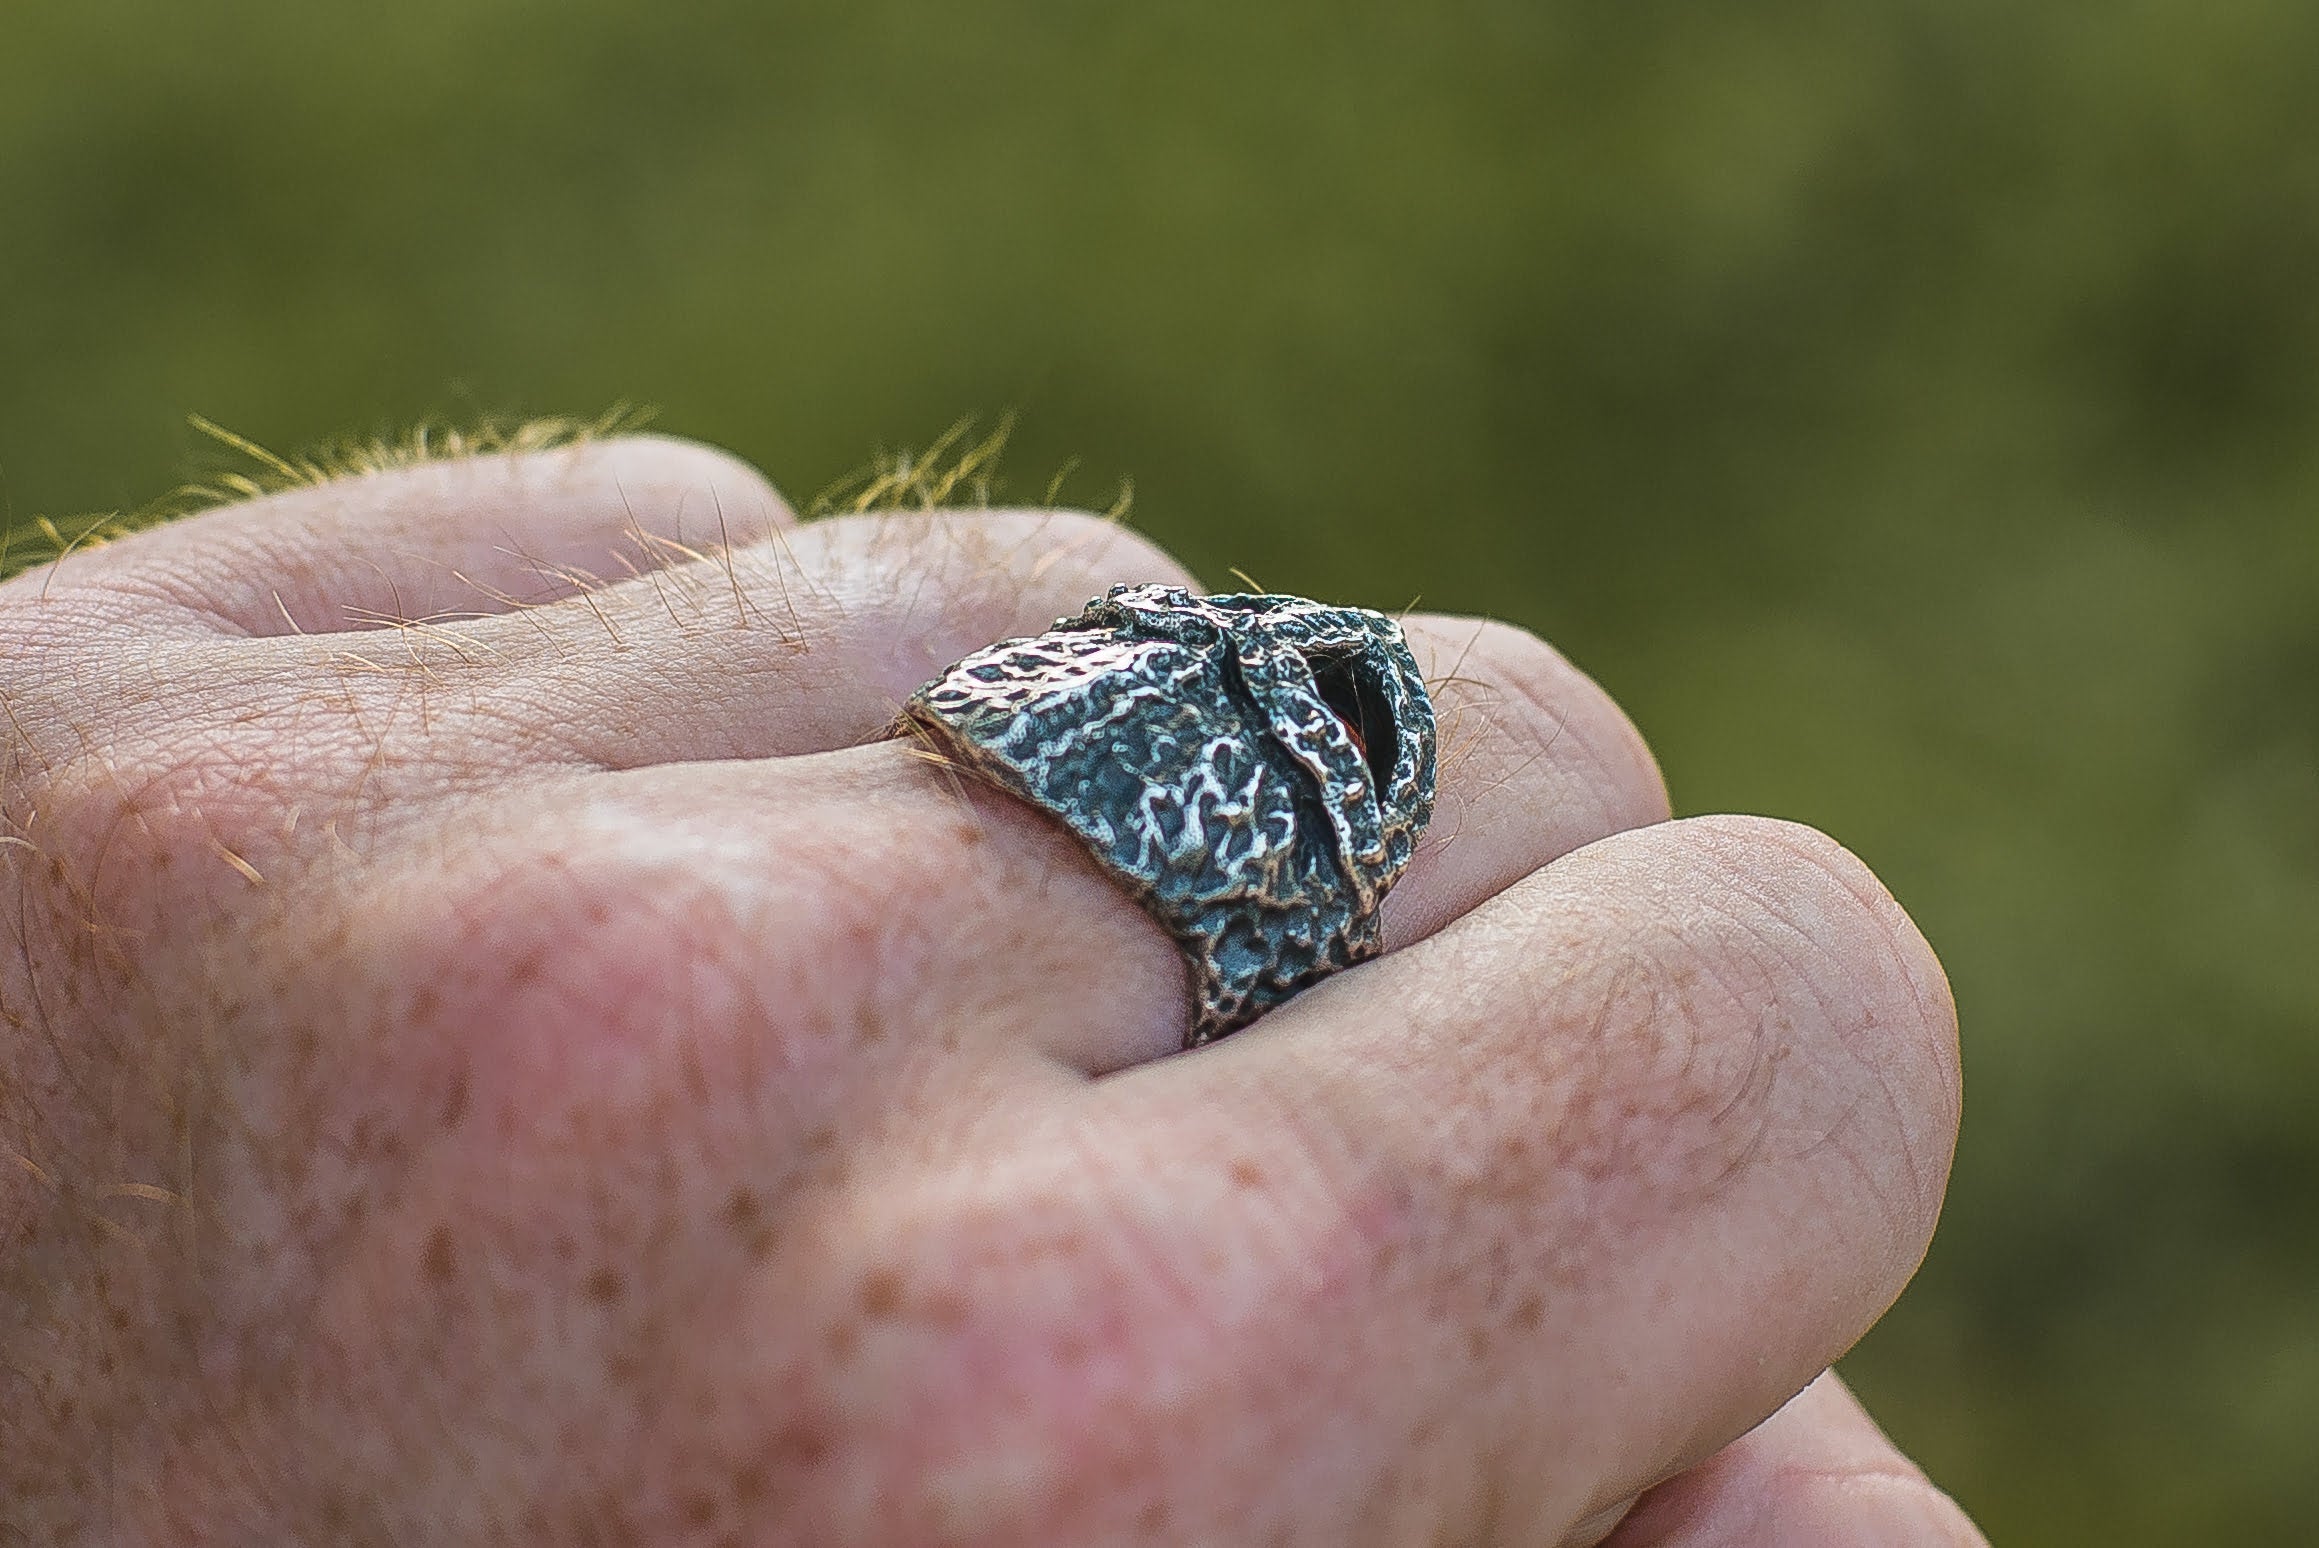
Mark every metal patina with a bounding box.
[902,584,1437,1046]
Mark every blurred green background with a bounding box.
[6,1,2316,1540]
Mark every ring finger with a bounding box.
[532,599,1671,1075]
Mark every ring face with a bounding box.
[903,585,1436,1046]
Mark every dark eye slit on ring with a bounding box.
[1304,647,1398,789]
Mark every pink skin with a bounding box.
[0,437,1983,1545]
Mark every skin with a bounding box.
[0,435,1985,1545]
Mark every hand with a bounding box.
[1,437,1982,1544]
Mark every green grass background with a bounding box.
[6,2,2317,1540]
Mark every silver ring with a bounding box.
[902,584,1436,1046]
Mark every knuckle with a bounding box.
[5,635,433,984]
[14,733,265,921]
[802,1166,1183,1536]
[364,780,1023,1109]
[371,813,778,1087]
[9,658,410,925]
[794,1117,1349,1542]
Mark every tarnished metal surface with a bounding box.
[902,584,1436,1046]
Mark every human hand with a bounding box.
[1,437,1982,1544]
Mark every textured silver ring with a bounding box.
[901,584,1437,1047]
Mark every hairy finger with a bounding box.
[23,435,791,635]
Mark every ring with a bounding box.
[901,584,1436,1046]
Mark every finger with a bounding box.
[505,569,1667,864]
[36,512,1669,1077]
[41,435,791,635]
[458,597,1669,1089]
[266,473,1657,822]
[10,507,1206,915]
[190,492,1660,919]
[1064,816,1962,1539]
[551,601,1666,1072]
[1605,1371,1987,1546]
[484,591,1666,952]
[467,506,1204,764]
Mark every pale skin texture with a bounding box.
[0,436,1986,1545]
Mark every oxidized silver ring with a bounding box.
[902,584,1436,1046]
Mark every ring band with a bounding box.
[902,584,1436,1046]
